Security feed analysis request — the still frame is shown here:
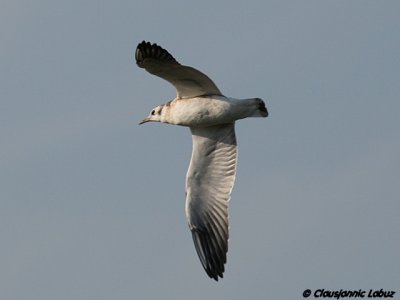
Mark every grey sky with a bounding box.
[1,0,399,299]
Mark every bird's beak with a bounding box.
[138,117,150,125]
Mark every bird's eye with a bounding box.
[151,110,155,115]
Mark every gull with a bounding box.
[136,41,268,281]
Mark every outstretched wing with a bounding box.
[135,41,222,99]
[185,123,237,281]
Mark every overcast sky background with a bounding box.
[1,1,399,299]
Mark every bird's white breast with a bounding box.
[163,96,257,127]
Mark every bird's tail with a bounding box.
[249,98,268,118]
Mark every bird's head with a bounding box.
[139,105,164,124]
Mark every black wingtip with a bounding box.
[191,229,226,281]
[135,41,178,66]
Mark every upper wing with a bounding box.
[185,123,237,281]
[135,41,223,99]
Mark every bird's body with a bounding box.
[154,96,266,127]
[136,41,268,281]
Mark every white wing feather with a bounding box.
[185,123,237,280]
[135,41,222,99]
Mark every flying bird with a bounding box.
[136,41,268,281]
